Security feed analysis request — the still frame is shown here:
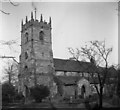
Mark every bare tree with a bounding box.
[68,40,113,109]
[3,60,19,86]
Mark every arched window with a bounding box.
[25,52,28,59]
[25,32,28,43]
[39,31,44,43]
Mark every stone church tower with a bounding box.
[19,12,54,91]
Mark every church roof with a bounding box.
[53,58,96,73]
[53,58,117,84]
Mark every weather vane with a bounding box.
[32,2,37,20]
[35,7,37,20]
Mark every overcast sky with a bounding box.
[0,0,118,81]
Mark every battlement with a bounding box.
[21,12,51,32]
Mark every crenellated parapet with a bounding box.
[21,12,52,32]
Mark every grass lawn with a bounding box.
[2,101,120,110]
[2,95,120,110]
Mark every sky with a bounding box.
[0,0,118,81]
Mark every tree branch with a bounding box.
[0,0,19,15]
[0,9,10,15]
[9,0,19,6]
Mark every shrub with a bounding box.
[2,83,16,104]
[117,70,120,98]
[112,94,120,106]
[15,92,24,101]
[88,93,98,102]
[117,80,120,98]
[30,84,50,102]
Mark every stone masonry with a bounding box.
[19,12,54,93]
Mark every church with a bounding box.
[18,12,116,99]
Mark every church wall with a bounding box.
[63,86,75,97]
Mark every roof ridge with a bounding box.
[53,58,91,63]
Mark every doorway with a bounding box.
[81,85,86,98]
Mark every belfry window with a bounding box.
[25,52,28,59]
[39,31,44,42]
[25,32,29,43]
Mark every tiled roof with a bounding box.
[53,58,96,73]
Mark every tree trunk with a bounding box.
[8,72,11,84]
[99,87,103,109]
